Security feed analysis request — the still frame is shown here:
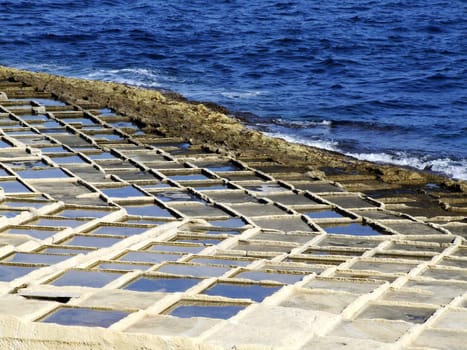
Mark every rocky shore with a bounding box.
[0,65,466,349]
[0,66,465,217]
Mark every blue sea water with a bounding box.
[0,0,466,179]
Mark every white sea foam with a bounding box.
[266,131,466,180]
[17,63,70,73]
[84,69,264,103]
[11,63,465,181]
[346,151,467,180]
[274,118,332,127]
[220,90,263,99]
[265,131,339,151]
[84,68,165,88]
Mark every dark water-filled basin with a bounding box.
[0,263,37,281]
[95,261,152,271]
[188,256,254,267]
[100,186,147,198]
[1,198,51,209]
[207,218,247,228]
[61,235,122,248]
[40,307,129,328]
[167,301,246,319]
[147,243,205,254]
[0,180,32,193]
[234,270,306,284]
[58,208,115,218]
[171,236,224,245]
[157,263,230,277]
[17,168,69,179]
[91,225,149,237]
[154,190,201,202]
[124,204,174,218]
[37,246,95,255]
[50,269,122,288]
[33,217,88,228]
[3,252,71,265]
[123,276,201,293]
[304,210,346,219]
[118,251,182,263]
[33,98,67,106]
[322,223,383,236]
[202,282,281,302]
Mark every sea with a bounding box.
[0,0,466,179]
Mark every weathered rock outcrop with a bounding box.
[0,66,465,220]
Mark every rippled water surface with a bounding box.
[0,0,466,178]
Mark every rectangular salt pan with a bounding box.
[203,282,281,302]
[50,269,122,288]
[123,276,201,293]
[40,307,128,328]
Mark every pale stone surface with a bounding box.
[278,287,358,314]
[412,329,467,350]
[78,290,166,310]
[432,309,467,330]
[0,314,220,350]
[300,336,393,350]
[205,305,337,348]
[329,319,413,343]
[125,314,220,337]
[0,69,465,349]
[0,295,55,319]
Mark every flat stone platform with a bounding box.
[0,68,465,349]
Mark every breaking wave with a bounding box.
[83,68,166,89]
[272,118,332,128]
[265,131,339,152]
[267,132,466,180]
[346,152,467,180]
[2,0,465,180]
[220,90,263,99]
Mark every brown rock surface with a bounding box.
[0,65,466,350]
[0,65,465,220]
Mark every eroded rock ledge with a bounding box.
[0,66,465,219]
[0,65,466,350]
